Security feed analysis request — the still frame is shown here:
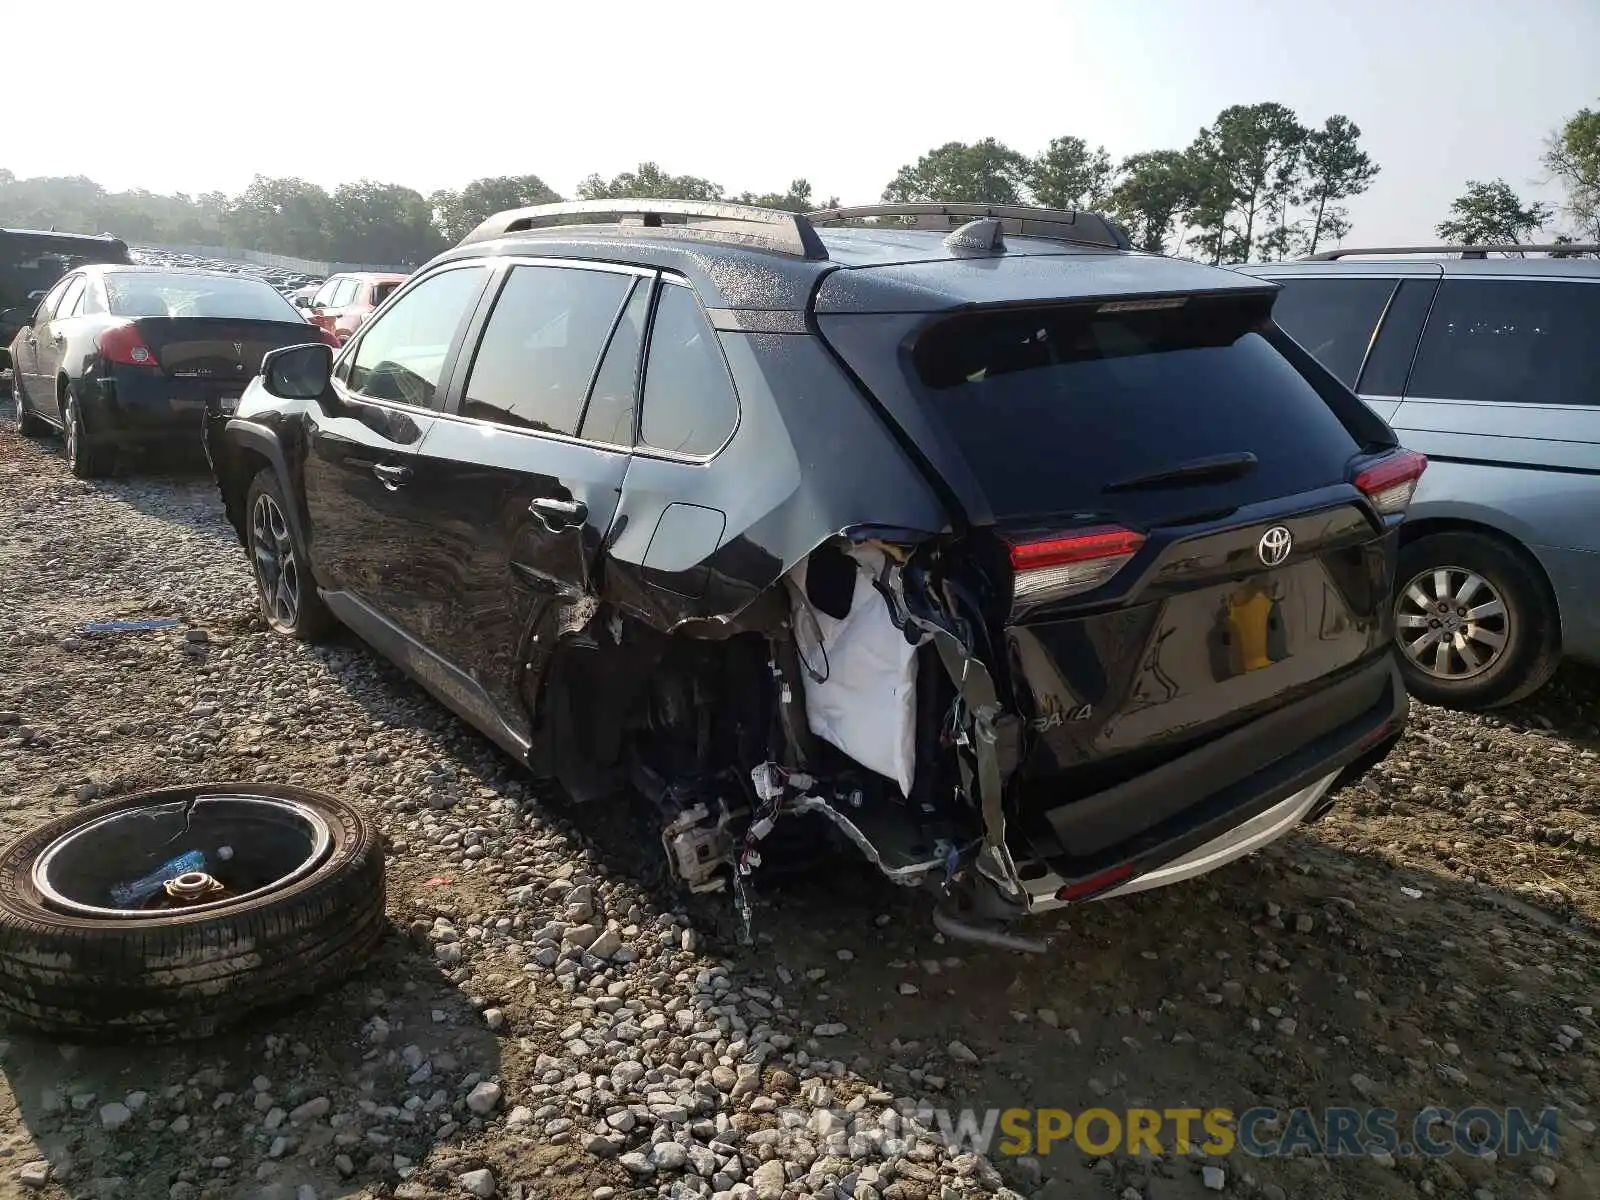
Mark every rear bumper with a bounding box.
[83,368,244,452]
[1009,650,1407,912]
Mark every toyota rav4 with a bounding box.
[205,200,1420,947]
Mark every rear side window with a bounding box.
[640,284,739,456]
[912,297,1362,523]
[55,276,87,319]
[372,281,401,306]
[346,266,486,410]
[1406,280,1600,406]
[579,279,651,447]
[462,264,633,436]
[1267,277,1396,388]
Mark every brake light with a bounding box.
[95,322,158,367]
[1007,525,1146,611]
[1354,449,1427,516]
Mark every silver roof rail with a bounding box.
[807,203,1132,251]
[1304,243,1600,261]
[459,199,829,260]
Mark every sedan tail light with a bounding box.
[1354,449,1427,516]
[95,321,158,367]
[1007,526,1146,614]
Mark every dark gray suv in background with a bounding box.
[206,200,1418,942]
[1238,246,1600,710]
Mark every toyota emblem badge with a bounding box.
[1257,526,1293,567]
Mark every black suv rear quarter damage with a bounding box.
[211,201,1420,945]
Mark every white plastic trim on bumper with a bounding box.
[1019,770,1341,913]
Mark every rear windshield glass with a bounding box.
[913,297,1361,522]
[105,273,301,321]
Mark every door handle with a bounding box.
[372,462,412,489]
[529,496,588,531]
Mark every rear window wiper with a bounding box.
[1102,451,1258,493]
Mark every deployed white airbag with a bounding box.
[785,546,925,797]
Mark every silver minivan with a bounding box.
[1239,248,1600,710]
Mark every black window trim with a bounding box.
[632,275,743,464]
[1400,275,1600,411]
[332,262,494,418]
[434,255,657,449]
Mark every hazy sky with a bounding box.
[10,0,1597,247]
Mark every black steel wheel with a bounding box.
[0,783,386,1041]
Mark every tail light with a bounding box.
[1354,449,1427,516]
[96,322,158,367]
[1007,525,1146,613]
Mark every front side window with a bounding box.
[36,275,76,325]
[311,278,341,308]
[1407,280,1600,406]
[1268,277,1397,388]
[461,264,634,436]
[331,278,361,308]
[639,284,739,456]
[346,267,487,410]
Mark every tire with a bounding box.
[0,783,386,1042]
[62,383,108,479]
[246,467,335,639]
[1394,531,1561,711]
[11,373,49,437]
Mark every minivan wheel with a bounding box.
[246,468,333,640]
[1394,532,1560,710]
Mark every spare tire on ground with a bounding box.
[0,782,385,1041]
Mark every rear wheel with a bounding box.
[1394,532,1560,710]
[62,384,108,478]
[246,468,334,640]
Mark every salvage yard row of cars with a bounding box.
[2,205,1597,945]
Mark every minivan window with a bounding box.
[1406,279,1600,407]
[462,265,633,436]
[1267,277,1396,388]
[912,296,1362,524]
[639,284,739,457]
[579,280,651,447]
[346,266,486,410]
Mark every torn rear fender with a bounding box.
[598,329,951,633]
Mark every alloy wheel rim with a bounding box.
[64,395,78,467]
[251,493,300,629]
[1396,566,1511,680]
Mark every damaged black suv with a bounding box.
[206,199,1420,946]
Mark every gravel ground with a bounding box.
[0,398,1596,1200]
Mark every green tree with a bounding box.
[222,176,334,259]
[1031,136,1117,210]
[1436,179,1553,250]
[431,174,561,243]
[1185,103,1309,263]
[1542,104,1600,244]
[1298,116,1380,256]
[576,162,724,202]
[731,179,839,212]
[882,138,1033,206]
[1107,150,1199,254]
[326,181,442,265]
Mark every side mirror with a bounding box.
[293,294,312,308]
[262,343,334,400]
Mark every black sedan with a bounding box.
[8,265,336,477]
